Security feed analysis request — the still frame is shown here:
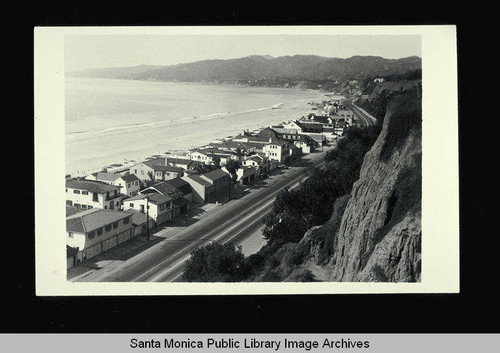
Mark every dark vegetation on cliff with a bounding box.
[182,76,422,283]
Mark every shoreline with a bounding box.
[65,81,330,177]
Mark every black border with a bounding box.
[7,2,494,334]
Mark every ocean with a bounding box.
[65,77,326,176]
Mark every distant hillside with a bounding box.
[66,55,421,87]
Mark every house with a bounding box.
[122,192,173,226]
[114,174,141,196]
[279,132,317,154]
[140,179,191,217]
[241,154,270,176]
[190,148,240,166]
[86,172,141,196]
[181,168,232,204]
[166,157,204,172]
[151,165,184,182]
[66,179,123,211]
[223,165,257,185]
[129,157,167,182]
[334,120,348,136]
[66,208,134,262]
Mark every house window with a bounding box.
[68,232,73,238]
[130,203,134,208]
[92,193,98,201]
[88,231,95,239]
[123,217,130,225]
[105,224,112,232]
[81,204,87,209]
[65,188,68,193]
[74,203,80,209]
[127,183,131,188]
[113,222,118,229]
[88,205,93,209]
[82,191,88,195]
[97,228,103,236]
[73,190,80,194]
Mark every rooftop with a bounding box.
[187,174,213,187]
[147,181,184,200]
[66,208,132,233]
[202,168,230,181]
[91,172,120,182]
[66,180,121,193]
[151,165,183,173]
[119,174,140,183]
[125,192,172,204]
[123,209,153,226]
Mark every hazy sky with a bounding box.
[65,34,421,72]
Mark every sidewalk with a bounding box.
[66,202,229,281]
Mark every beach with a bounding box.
[65,78,327,176]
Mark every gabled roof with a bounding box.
[147,181,184,200]
[309,115,331,124]
[166,158,193,166]
[125,192,172,204]
[66,208,131,233]
[202,168,230,181]
[119,174,140,183]
[66,180,121,193]
[93,172,120,182]
[141,157,166,168]
[164,178,192,195]
[187,174,212,187]
[151,165,183,173]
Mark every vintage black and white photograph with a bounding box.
[34,26,459,294]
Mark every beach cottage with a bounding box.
[66,208,134,262]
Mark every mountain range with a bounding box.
[66,55,422,85]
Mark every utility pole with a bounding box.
[145,195,150,242]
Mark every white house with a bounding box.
[122,192,173,226]
[66,179,123,211]
[86,172,141,196]
[66,208,134,262]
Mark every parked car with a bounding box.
[259,173,269,179]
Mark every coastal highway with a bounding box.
[347,102,377,127]
[84,149,329,283]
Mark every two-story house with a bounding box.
[122,192,173,226]
[65,180,123,210]
[129,157,167,182]
[151,165,184,182]
[66,208,134,262]
[85,172,141,196]
[140,179,191,217]
[181,168,232,204]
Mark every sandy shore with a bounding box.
[65,97,325,177]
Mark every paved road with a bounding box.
[82,148,330,283]
[348,102,377,127]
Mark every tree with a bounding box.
[225,159,241,182]
[183,242,246,282]
[212,156,221,168]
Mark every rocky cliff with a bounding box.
[286,93,422,282]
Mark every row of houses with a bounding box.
[66,122,325,268]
